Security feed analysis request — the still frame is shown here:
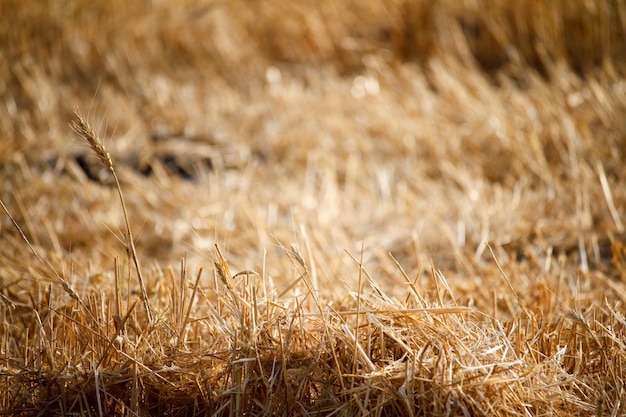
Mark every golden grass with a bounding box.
[2,0,626,415]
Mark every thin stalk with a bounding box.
[70,109,153,323]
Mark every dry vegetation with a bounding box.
[2,0,626,415]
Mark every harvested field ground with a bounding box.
[2,1,626,415]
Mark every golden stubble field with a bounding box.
[2,1,626,415]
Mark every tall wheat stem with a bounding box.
[70,109,153,323]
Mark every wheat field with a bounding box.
[2,1,626,416]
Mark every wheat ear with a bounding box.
[70,109,153,323]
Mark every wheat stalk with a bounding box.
[70,109,153,323]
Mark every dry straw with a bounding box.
[2,0,626,415]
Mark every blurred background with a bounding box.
[2,0,626,308]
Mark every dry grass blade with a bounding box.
[0,198,93,319]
